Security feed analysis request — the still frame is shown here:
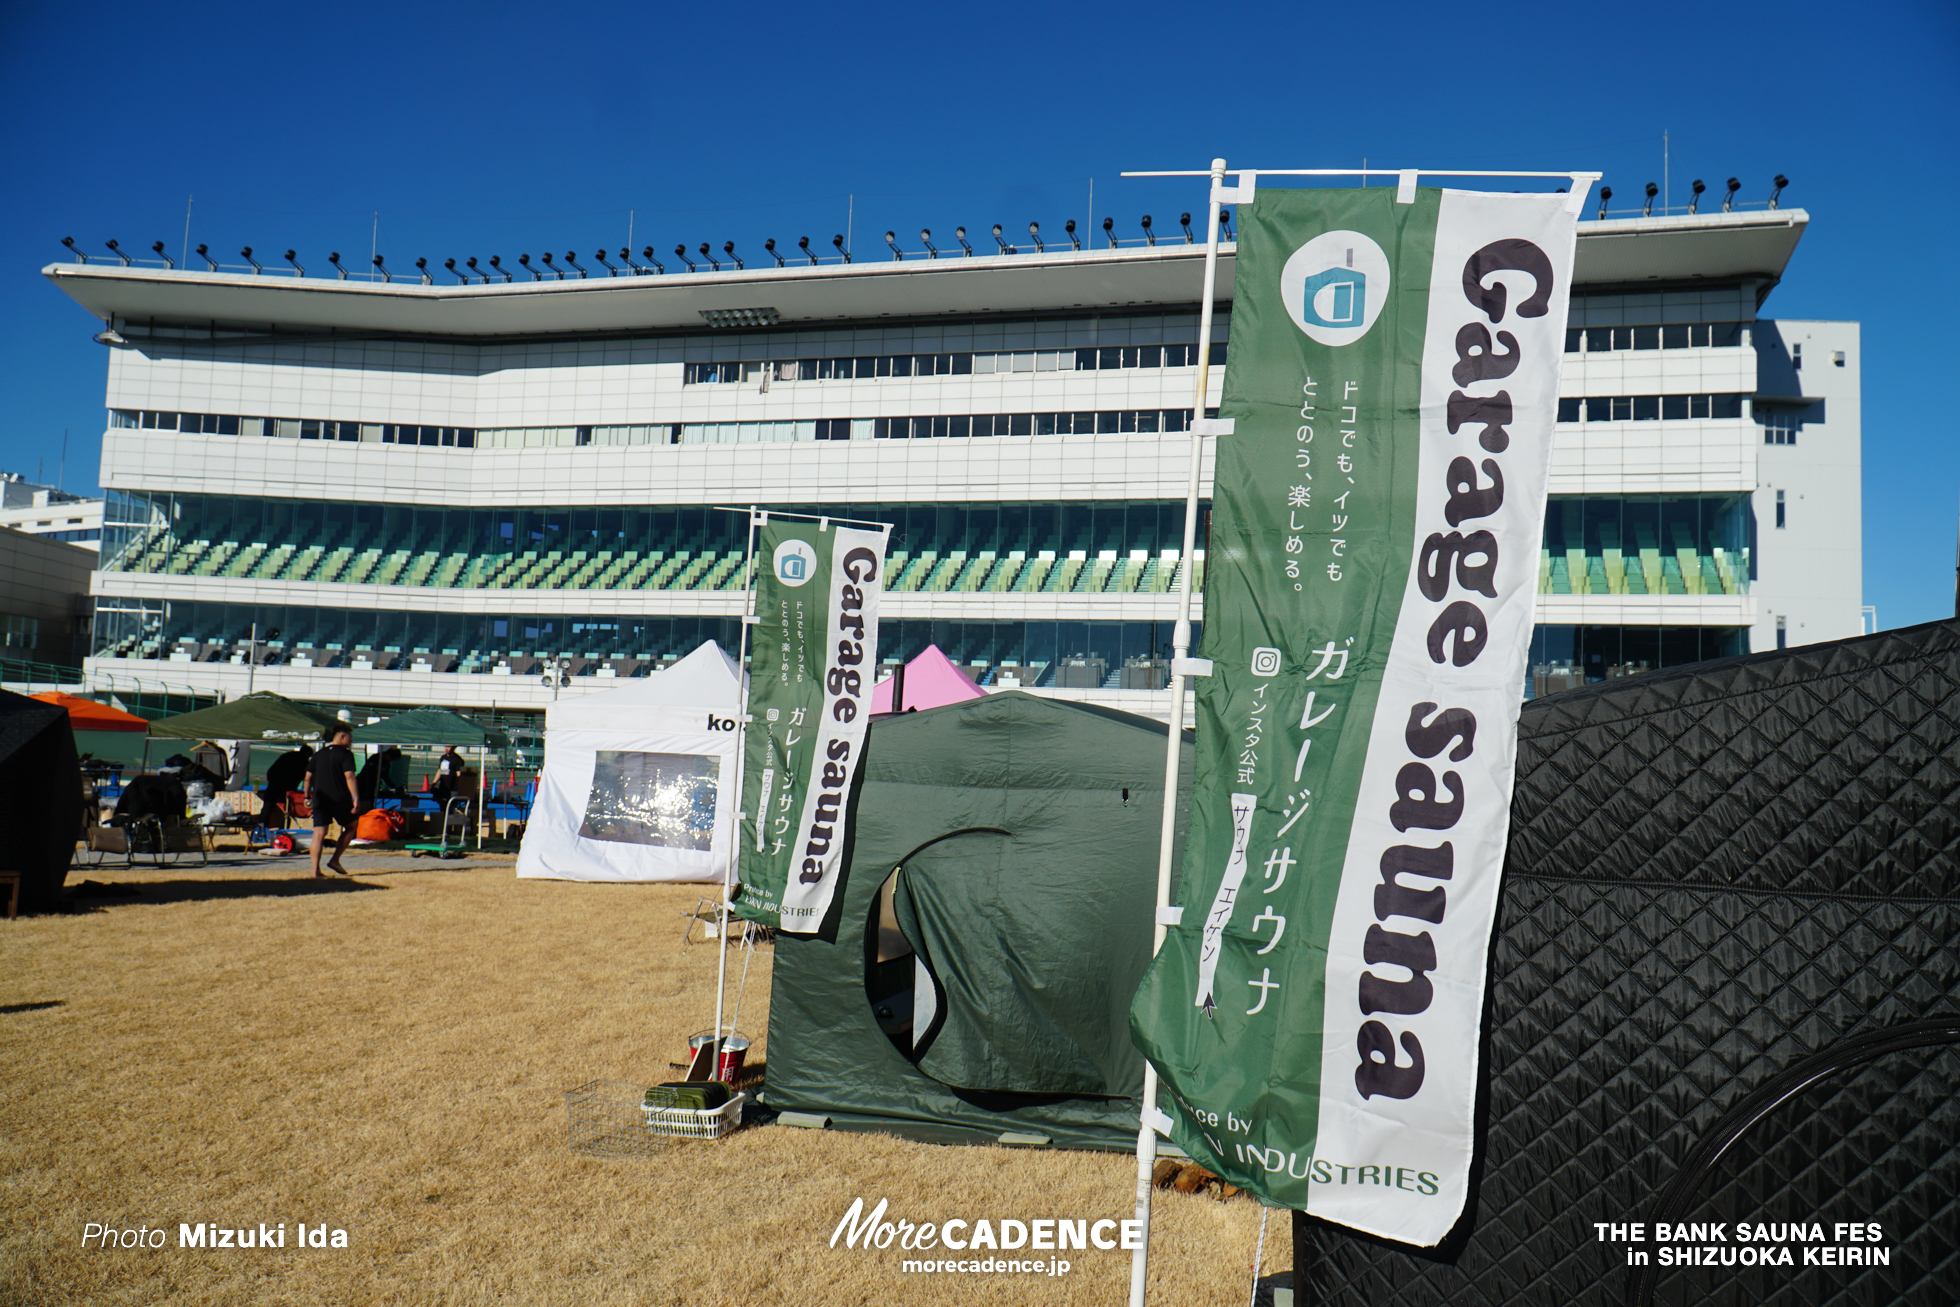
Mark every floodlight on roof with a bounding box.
[564,251,587,278]
[723,241,743,270]
[284,249,303,276]
[621,247,644,274]
[1688,179,1706,215]
[1596,186,1612,219]
[152,240,175,269]
[833,233,850,263]
[885,230,903,260]
[374,254,392,283]
[329,252,349,279]
[919,229,938,259]
[1141,214,1156,246]
[1643,182,1658,217]
[1219,209,1233,238]
[518,253,541,280]
[594,248,618,275]
[1028,221,1044,253]
[765,238,785,267]
[1722,177,1741,212]
[1065,219,1079,251]
[61,237,87,264]
[466,256,483,280]
[106,239,131,266]
[1180,212,1194,243]
[674,244,695,271]
[641,246,666,274]
[798,235,818,265]
[243,246,263,274]
[414,256,432,284]
[1103,216,1116,248]
[955,227,972,256]
[195,243,217,271]
[540,252,560,277]
[991,224,1014,254]
[1768,174,1788,210]
[697,243,718,272]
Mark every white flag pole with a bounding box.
[713,504,763,1074]
[1130,155,1232,1307]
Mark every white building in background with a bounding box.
[0,473,103,549]
[43,192,1858,718]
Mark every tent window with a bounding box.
[578,750,720,850]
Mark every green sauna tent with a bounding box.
[759,691,1193,1149]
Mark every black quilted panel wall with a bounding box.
[1289,620,1960,1306]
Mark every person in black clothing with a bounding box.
[307,724,362,878]
[260,744,313,829]
[432,745,465,805]
[356,745,404,811]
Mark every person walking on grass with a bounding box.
[308,722,362,878]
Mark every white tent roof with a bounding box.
[546,641,743,732]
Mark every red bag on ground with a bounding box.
[355,809,405,842]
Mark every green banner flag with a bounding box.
[733,517,891,934]
[1131,185,1579,1245]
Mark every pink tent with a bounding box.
[871,644,988,714]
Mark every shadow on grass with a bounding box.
[60,876,389,910]
[0,1001,65,1015]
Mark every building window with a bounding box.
[1761,411,1801,445]
[1834,351,1846,367]
[1775,490,1786,529]
[1776,616,1788,650]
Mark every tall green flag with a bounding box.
[1131,185,1579,1246]
[733,516,891,935]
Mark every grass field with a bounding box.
[1,855,1284,1305]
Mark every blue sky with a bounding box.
[3,0,1955,627]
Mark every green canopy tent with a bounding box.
[757,691,1193,1150]
[359,706,510,848]
[146,692,345,743]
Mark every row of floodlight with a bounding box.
[56,211,1237,283]
[1596,175,1788,220]
[58,178,1793,282]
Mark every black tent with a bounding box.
[1284,619,1960,1305]
[0,689,84,913]
[761,692,1193,1149]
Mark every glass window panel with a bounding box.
[217,414,240,436]
[1565,329,1583,353]
[1034,413,1057,436]
[1557,398,1581,423]
[952,353,972,375]
[1074,412,1095,434]
[1691,394,1711,418]
[1136,411,1159,433]
[1009,413,1032,436]
[1585,327,1612,353]
[1662,324,1691,349]
[1632,396,1659,420]
[1609,397,1632,421]
[1099,347,1121,370]
[1139,345,1162,368]
[1712,394,1742,419]
[1661,394,1689,420]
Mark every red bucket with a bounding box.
[686,1031,751,1084]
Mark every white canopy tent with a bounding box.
[516,641,746,884]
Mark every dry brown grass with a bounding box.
[1,855,1286,1305]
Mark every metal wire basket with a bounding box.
[564,1079,747,1156]
[564,1079,676,1158]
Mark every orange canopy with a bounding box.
[30,692,151,733]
